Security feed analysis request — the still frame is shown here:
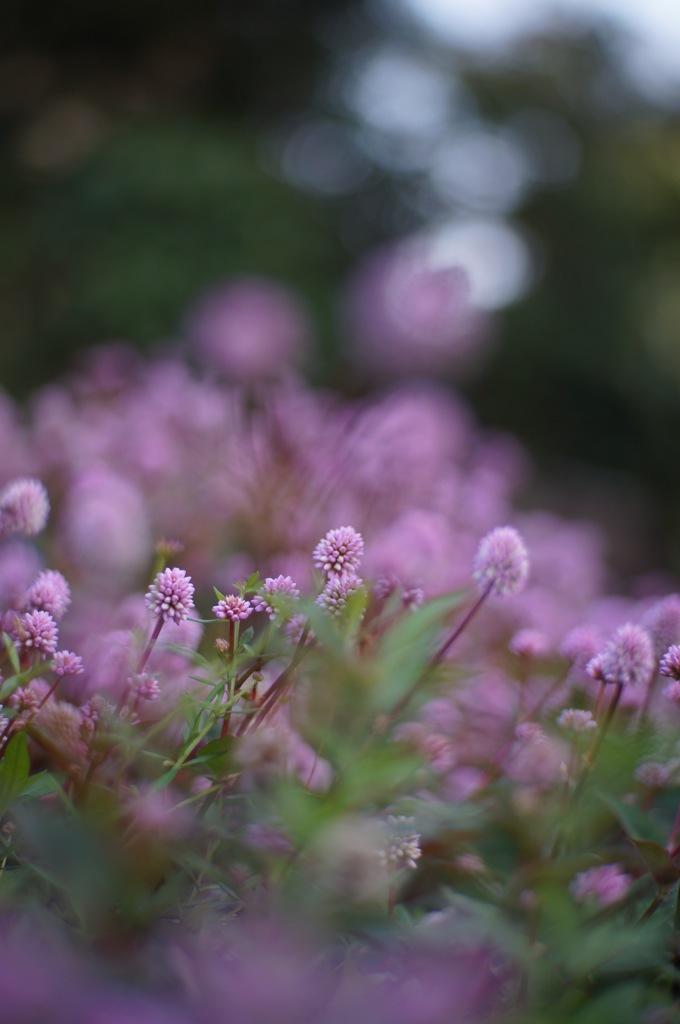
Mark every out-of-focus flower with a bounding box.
[26,570,71,620]
[378,815,422,872]
[146,568,195,625]
[588,623,654,688]
[51,650,83,677]
[0,478,49,537]
[560,625,604,671]
[635,761,672,788]
[557,708,597,732]
[472,525,529,598]
[642,594,680,659]
[346,239,489,378]
[61,468,151,585]
[570,864,632,906]
[186,276,311,381]
[509,628,549,658]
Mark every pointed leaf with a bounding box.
[0,732,30,818]
[2,633,20,675]
[630,838,680,885]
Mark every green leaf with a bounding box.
[242,572,261,593]
[2,633,20,675]
[598,792,665,844]
[371,590,468,711]
[187,735,235,775]
[0,732,30,817]
[629,839,680,885]
[0,675,20,702]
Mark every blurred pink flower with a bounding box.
[346,240,490,377]
[187,276,311,381]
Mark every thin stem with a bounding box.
[668,802,680,855]
[137,616,164,675]
[430,588,490,668]
[384,588,490,726]
[238,623,312,735]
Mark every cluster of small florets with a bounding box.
[313,527,365,619]
[51,650,84,677]
[212,594,252,622]
[316,572,363,619]
[556,708,597,733]
[472,525,529,598]
[252,576,300,620]
[586,623,654,689]
[25,570,71,621]
[659,644,680,681]
[313,526,364,579]
[146,567,195,624]
[15,609,59,657]
[377,816,422,873]
[130,673,161,702]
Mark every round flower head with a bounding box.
[660,644,680,682]
[642,594,680,658]
[26,570,71,621]
[0,478,49,537]
[313,526,364,579]
[557,708,597,733]
[316,572,363,618]
[570,864,632,907]
[593,623,654,689]
[635,761,671,789]
[378,815,422,873]
[212,594,252,623]
[145,567,195,625]
[560,625,603,670]
[51,650,83,677]
[472,525,529,598]
[252,576,300,620]
[509,628,549,659]
[17,609,58,657]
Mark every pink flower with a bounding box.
[16,609,58,656]
[660,644,680,681]
[589,623,654,688]
[252,576,300,620]
[51,650,83,677]
[316,572,363,618]
[145,567,195,624]
[509,628,549,659]
[0,478,49,537]
[186,276,311,381]
[560,625,603,671]
[313,526,364,579]
[556,708,597,733]
[26,570,71,621]
[212,594,252,622]
[472,525,529,598]
[345,240,489,377]
[570,864,632,906]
